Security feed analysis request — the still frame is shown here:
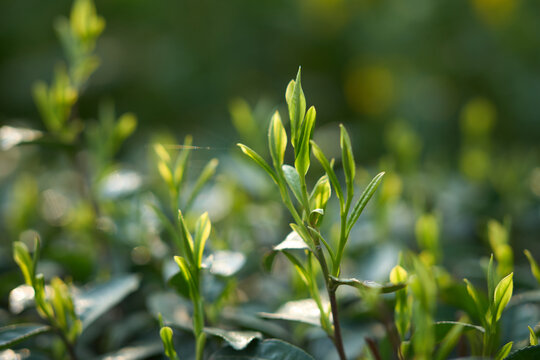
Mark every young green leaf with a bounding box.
[268,111,287,168]
[529,326,538,346]
[186,158,219,210]
[294,106,316,177]
[492,272,513,323]
[194,212,211,268]
[174,135,193,186]
[487,254,497,305]
[524,250,540,285]
[311,141,344,210]
[494,341,513,360]
[174,256,196,295]
[160,326,179,360]
[13,241,34,286]
[286,68,306,148]
[339,124,355,204]
[464,279,486,324]
[309,175,331,212]
[177,210,195,263]
[346,172,385,235]
[237,144,278,185]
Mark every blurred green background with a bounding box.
[1,0,540,274]
[3,0,540,147]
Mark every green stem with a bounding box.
[332,214,348,276]
[308,228,346,360]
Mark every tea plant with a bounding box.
[3,0,540,359]
[238,68,405,360]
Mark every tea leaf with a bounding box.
[186,158,219,211]
[13,241,34,286]
[286,68,306,148]
[329,275,406,294]
[311,141,344,209]
[204,250,246,277]
[205,327,262,351]
[346,172,385,235]
[259,299,327,327]
[309,175,331,215]
[529,326,538,346]
[209,339,315,360]
[237,144,278,184]
[274,231,309,251]
[492,272,513,323]
[0,323,52,350]
[504,345,540,360]
[76,274,140,330]
[282,165,308,210]
[96,339,164,360]
[194,212,211,268]
[160,326,179,360]
[524,250,540,285]
[268,111,287,168]
[339,124,355,203]
[494,341,513,360]
[294,106,315,177]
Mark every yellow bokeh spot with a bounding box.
[460,97,496,137]
[472,0,518,26]
[345,65,395,116]
[460,148,490,181]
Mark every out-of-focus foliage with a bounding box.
[1,0,540,359]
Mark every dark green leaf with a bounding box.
[76,274,140,330]
[504,345,540,360]
[204,327,262,350]
[0,323,52,350]
[95,339,164,360]
[210,339,314,360]
[329,275,406,294]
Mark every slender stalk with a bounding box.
[328,289,347,360]
[55,328,78,360]
[309,228,347,360]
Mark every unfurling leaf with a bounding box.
[268,111,287,168]
[286,68,306,149]
[339,124,355,203]
[492,272,513,323]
